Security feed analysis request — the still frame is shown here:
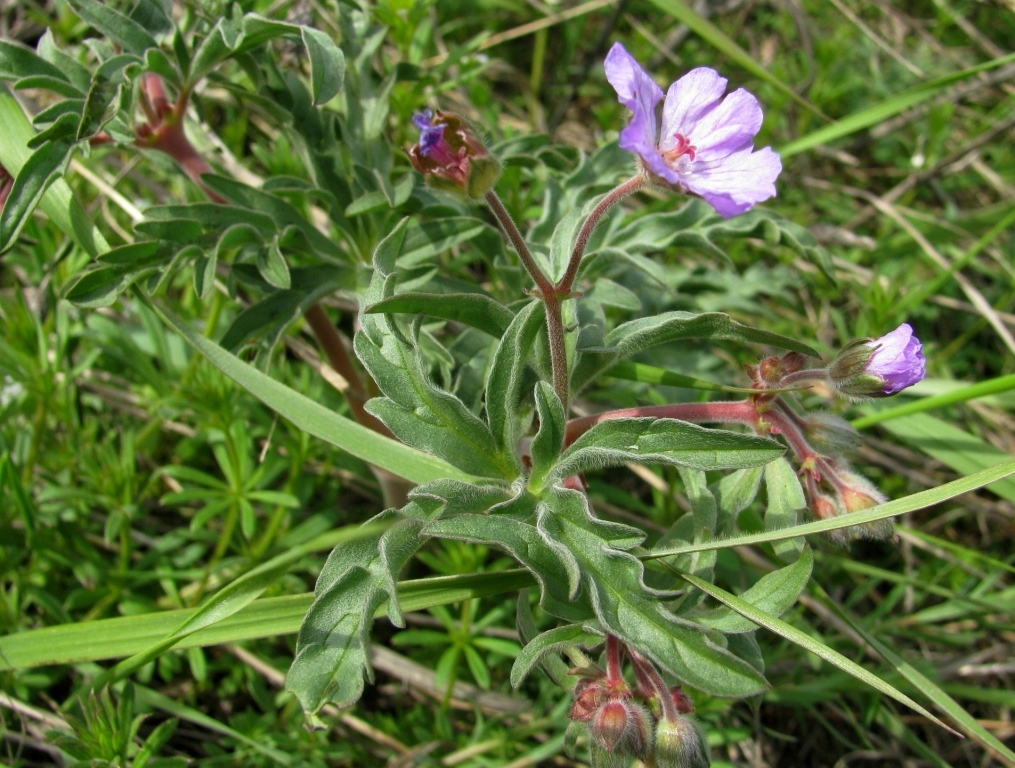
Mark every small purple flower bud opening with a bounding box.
[408,109,500,199]
[603,42,781,218]
[863,323,926,395]
[829,323,926,398]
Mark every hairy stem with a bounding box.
[556,174,644,294]
[605,634,625,685]
[778,368,830,388]
[484,190,554,296]
[628,649,679,723]
[543,295,571,412]
[485,191,572,412]
[565,400,758,445]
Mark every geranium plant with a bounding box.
[2,4,1011,766]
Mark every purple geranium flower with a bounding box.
[604,42,781,218]
[863,323,926,395]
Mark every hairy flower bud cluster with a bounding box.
[568,662,710,767]
[569,677,653,760]
[408,109,501,199]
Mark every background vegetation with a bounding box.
[1,0,1013,766]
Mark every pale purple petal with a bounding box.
[684,88,764,159]
[683,146,782,218]
[604,43,663,162]
[865,323,925,394]
[659,67,728,152]
[604,47,782,217]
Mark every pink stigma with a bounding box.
[662,133,696,164]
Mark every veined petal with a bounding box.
[659,67,728,152]
[686,88,764,159]
[684,146,782,218]
[605,43,664,160]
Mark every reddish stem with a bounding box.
[565,400,758,445]
[485,191,554,297]
[556,175,644,294]
[605,634,625,686]
[628,648,680,723]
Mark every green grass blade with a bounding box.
[868,412,1015,504]
[811,586,1015,763]
[86,524,386,689]
[852,374,1015,429]
[676,572,954,734]
[643,0,826,118]
[0,83,109,257]
[779,52,1015,157]
[139,291,474,486]
[0,570,535,670]
[644,458,1015,558]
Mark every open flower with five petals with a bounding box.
[604,42,781,218]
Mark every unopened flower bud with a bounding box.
[569,678,606,723]
[670,685,695,715]
[811,493,849,547]
[753,352,806,387]
[588,699,652,759]
[828,324,925,398]
[838,471,894,541]
[653,715,710,768]
[408,109,500,199]
[802,412,860,455]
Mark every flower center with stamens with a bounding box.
[661,133,696,166]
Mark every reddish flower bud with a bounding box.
[569,678,606,722]
[408,109,500,199]
[591,699,652,758]
[670,685,695,715]
[838,472,894,541]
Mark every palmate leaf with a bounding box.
[358,221,517,479]
[423,508,593,623]
[599,198,833,280]
[510,623,603,688]
[552,417,784,481]
[286,507,430,715]
[286,480,515,715]
[538,488,769,697]
[695,546,813,634]
[572,310,819,392]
